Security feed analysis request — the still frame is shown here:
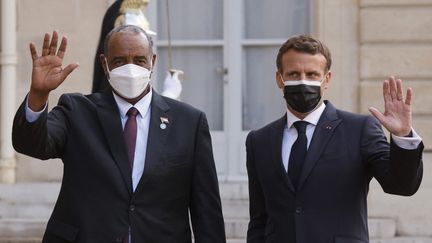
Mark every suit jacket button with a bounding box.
[115,237,123,242]
[295,207,302,214]
[130,204,135,212]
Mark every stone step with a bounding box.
[0,217,396,239]
[0,183,424,241]
[227,239,244,243]
[221,200,397,238]
[0,219,45,238]
[0,238,41,243]
[225,218,398,239]
[0,219,246,238]
[0,238,246,243]
[0,218,245,239]
[0,200,247,221]
[0,202,53,219]
[225,219,248,239]
[222,199,249,219]
[1,238,431,243]
[219,182,249,201]
[0,199,247,220]
[0,184,249,219]
[0,183,60,203]
[224,218,400,239]
[369,218,396,238]
[0,183,58,219]
[0,183,249,219]
[0,182,248,202]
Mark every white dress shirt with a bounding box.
[113,90,152,192]
[281,103,422,172]
[25,90,153,192]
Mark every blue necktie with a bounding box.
[288,121,308,189]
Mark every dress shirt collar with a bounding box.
[112,87,153,119]
[286,102,326,129]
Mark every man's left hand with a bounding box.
[369,76,412,137]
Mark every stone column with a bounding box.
[0,0,17,183]
[312,0,360,112]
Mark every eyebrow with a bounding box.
[110,56,149,62]
[111,56,127,61]
[286,71,300,75]
[306,71,321,75]
[134,56,148,60]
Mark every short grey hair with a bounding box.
[103,24,154,55]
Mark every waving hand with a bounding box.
[28,31,79,111]
[368,76,413,137]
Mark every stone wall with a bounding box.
[359,0,432,149]
[14,0,114,182]
[0,0,430,241]
[6,0,432,236]
[359,0,432,236]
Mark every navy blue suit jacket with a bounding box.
[246,101,423,243]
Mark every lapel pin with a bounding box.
[160,117,169,130]
[325,125,332,130]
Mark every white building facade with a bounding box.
[1,0,432,240]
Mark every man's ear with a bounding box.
[151,54,157,69]
[100,54,108,77]
[323,70,332,90]
[275,70,284,89]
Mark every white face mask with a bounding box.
[105,59,152,99]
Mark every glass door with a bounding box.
[147,0,310,181]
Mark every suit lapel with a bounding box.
[134,92,171,194]
[95,91,133,194]
[270,115,296,193]
[297,101,341,191]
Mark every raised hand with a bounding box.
[368,76,412,137]
[28,31,79,111]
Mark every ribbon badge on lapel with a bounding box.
[160,117,169,130]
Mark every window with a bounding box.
[148,0,310,180]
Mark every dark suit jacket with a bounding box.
[12,90,226,243]
[246,101,423,243]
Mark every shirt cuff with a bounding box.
[25,95,47,123]
[391,128,422,150]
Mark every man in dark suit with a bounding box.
[12,25,226,243]
[246,35,423,243]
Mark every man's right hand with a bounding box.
[28,31,79,111]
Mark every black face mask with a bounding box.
[283,81,322,113]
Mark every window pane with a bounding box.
[155,47,224,130]
[157,0,223,40]
[242,47,286,130]
[244,0,310,39]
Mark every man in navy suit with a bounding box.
[246,35,423,243]
[13,25,226,243]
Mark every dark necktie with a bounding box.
[288,121,309,189]
[124,107,139,169]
